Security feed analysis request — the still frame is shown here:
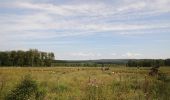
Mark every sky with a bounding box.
[0,0,170,60]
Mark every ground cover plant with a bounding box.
[0,67,170,100]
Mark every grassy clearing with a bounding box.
[0,67,170,100]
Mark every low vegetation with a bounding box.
[0,67,170,100]
[5,75,45,100]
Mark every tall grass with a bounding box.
[0,67,169,100]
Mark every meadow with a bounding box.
[0,66,170,100]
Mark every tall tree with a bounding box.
[0,49,55,67]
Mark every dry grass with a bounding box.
[0,67,170,100]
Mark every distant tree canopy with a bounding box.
[0,49,55,67]
[0,49,169,67]
[127,59,170,67]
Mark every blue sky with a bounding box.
[0,0,170,60]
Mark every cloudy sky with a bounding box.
[0,0,170,60]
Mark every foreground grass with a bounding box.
[0,67,170,100]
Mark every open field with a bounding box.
[0,67,170,100]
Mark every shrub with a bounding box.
[36,87,47,100]
[5,75,46,100]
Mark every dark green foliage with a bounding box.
[5,75,47,100]
[165,59,170,66]
[35,87,47,100]
[5,75,38,100]
[0,49,55,67]
[127,60,138,67]
[53,59,170,67]
[127,59,168,67]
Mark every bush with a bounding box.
[5,75,46,100]
[36,87,47,100]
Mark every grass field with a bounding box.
[0,67,170,100]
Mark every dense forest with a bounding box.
[0,49,55,67]
[53,59,170,67]
[0,49,170,67]
[127,59,170,67]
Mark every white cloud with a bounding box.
[122,52,142,58]
[65,52,102,60]
[111,53,117,56]
[70,52,101,57]
[117,1,146,12]
[1,12,169,40]
[70,52,93,57]
[0,0,170,60]
[10,0,170,17]
[0,0,170,40]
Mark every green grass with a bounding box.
[0,67,170,100]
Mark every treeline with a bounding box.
[0,49,55,67]
[53,63,120,67]
[127,59,170,67]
